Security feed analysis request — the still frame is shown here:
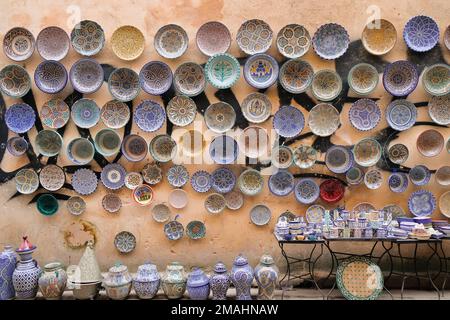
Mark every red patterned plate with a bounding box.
[320,179,345,203]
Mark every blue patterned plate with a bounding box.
[72,168,98,195]
[278,59,314,94]
[211,167,236,194]
[134,100,166,132]
[5,103,35,133]
[306,205,326,224]
[408,190,436,217]
[409,165,431,186]
[383,61,419,97]
[190,170,212,193]
[268,170,294,196]
[388,172,409,193]
[385,99,417,131]
[204,53,240,89]
[349,99,381,131]
[108,68,140,102]
[164,218,185,241]
[272,105,305,138]
[101,163,126,190]
[139,61,173,95]
[0,64,31,98]
[294,178,320,204]
[250,204,272,226]
[69,58,104,94]
[71,98,100,128]
[167,165,189,188]
[403,15,439,52]
[312,23,350,60]
[209,134,239,164]
[34,60,67,94]
[325,145,354,174]
[243,53,279,89]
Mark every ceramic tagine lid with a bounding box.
[214,262,228,274]
[72,241,102,283]
[104,262,132,287]
[233,254,249,267]
[259,254,275,266]
[187,268,209,287]
[163,262,186,284]
[134,262,160,282]
[16,236,36,253]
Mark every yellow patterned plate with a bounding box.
[111,25,145,61]
[362,19,397,55]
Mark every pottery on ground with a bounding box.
[187,268,210,300]
[0,245,16,300]
[38,262,67,300]
[103,263,132,300]
[12,237,41,300]
[254,254,279,300]
[230,254,254,300]
[210,262,230,300]
[161,262,187,299]
[133,262,160,300]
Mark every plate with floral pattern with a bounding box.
[422,64,450,96]
[154,24,188,59]
[385,99,417,131]
[361,19,397,55]
[5,103,36,134]
[114,231,136,253]
[205,193,226,214]
[124,172,143,190]
[139,61,173,95]
[273,105,305,138]
[111,25,145,61]
[349,99,381,131]
[164,217,185,240]
[204,102,236,133]
[108,68,140,102]
[276,24,311,59]
[149,134,177,163]
[71,98,100,129]
[409,165,431,186]
[167,95,197,127]
[69,58,104,94]
[250,204,272,226]
[428,95,450,125]
[364,169,383,190]
[348,63,379,96]
[40,98,70,129]
[101,163,126,190]
[211,167,236,194]
[306,205,326,224]
[294,178,320,204]
[173,62,205,97]
[241,92,272,124]
[325,145,354,174]
[101,100,130,129]
[204,53,240,89]
[72,168,98,195]
[190,170,212,193]
[34,60,67,94]
[142,163,163,185]
[293,145,317,169]
[70,20,105,56]
[308,103,340,137]
[388,172,408,193]
[311,70,342,101]
[403,15,439,52]
[243,53,279,89]
[15,168,39,195]
[382,204,405,222]
[383,61,419,97]
[353,138,382,167]
[268,170,294,197]
[134,100,166,132]
[224,190,244,210]
[388,143,409,164]
[167,165,189,188]
[0,64,31,98]
[236,19,273,55]
[312,23,349,59]
[39,164,65,192]
[408,190,436,217]
[279,59,314,94]
[3,27,35,61]
[66,196,86,216]
[238,169,264,196]
[102,193,122,214]
[186,221,206,240]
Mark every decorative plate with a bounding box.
[124,172,143,190]
[325,145,354,174]
[293,145,317,169]
[114,231,136,253]
[268,170,294,196]
[383,61,419,97]
[173,62,205,97]
[66,196,86,216]
[416,129,444,157]
[5,103,35,134]
[385,99,417,131]
[134,100,166,132]
[271,145,293,169]
[71,98,100,128]
[36,26,70,61]
[141,163,163,185]
[308,103,340,137]
[205,193,226,214]
[348,63,379,96]
[211,167,236,194]
[69,58,104,94]
[319,179,345,203]
[34,60,67,94]
[422,64,449,96]
[101,163,126,190]
[241,92,272,123]
[164,217,184,240]
[149,134,177,163]
[436,166,450,186]
[102,193,122,213]
[154,24,188,59]
[353,202,376,216]
[243,53,279,89]
[294,178,320,204]
[250,204,272,226]
[132,184,154,206]
[108,67,140,102]
[39,164,66,191]
[238,169,264,196]
[167,165,189,188]
[388,172,409,193]
[94,129,121,157]
[0,64,31,98]
[36,194,59,216]
[447,137,450,154]
[388,143,409,165]
[276,24,311,59]
[15,168,39,194]
[3,27,35,61]
[403,15,439,52]
[204,53,241,89]
[152,203,171,223]
[445,25,450,51]
[311,70,342,101]
[382,204,405,222]
[35,130,63,157]
[306,205,326,224]
[139,61,173,96]
[70,20,105,56]
[111,25,145,60]
[190,171,212,193]
[353,138,382,167]
[312,23,349,60]
[179,129,205,157]
[336,256,383,300]
[346,167,364,186]
[7,136,28,157]
[279,211,297,222]
[279,59,314,94]
[241,126,269,159]
[66,138,94,165]
[196,21,231,56]
[236,19,273,55]
[349,99,381,131]
[361,19,397,55]
[204,102,236,133]
[273,105,305,138]
[408,190,436,217]
[439,191,450,218]
[209,135,239,164]
[166,95,197,127]
[168,189,188,209]
[71,168,98,195]
[40,98,70,129]
[224,190,244,210]
[409,165,431,186]
[364,169,383,190]
[101,100,130,129]
[186,221,206,240]
[428,95,450,125]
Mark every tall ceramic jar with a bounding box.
[187,268,210,300]
[254,254,279,300]
[38,262,67,300]
[230,254,253,300]
[132,262,160,299]
[12,237,41,300]
[209,262,230,300]
[103,263,132,300]
[0,245,16,300]
[161,262,187,299]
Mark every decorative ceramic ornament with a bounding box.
[94,129,122,157]
[361,19,397,55]
[311,70,342,101]
[154,24,188,59]
[422,64,449,96]
[435,166,450,186]
[276,24,311,58]
[66,196,86,216]
[241,92,272,123]
[108,68,140,102]
[346,167,364,185]
[416,129,444,157]
[236,19,273,55]
[36,26,70,61]
[349,99,381,131]
[243,53,279,89]
[111,25,145,60]
[114,232,136,253]
[186,221,206,240]
[139,61,173,96]
[141,163,163,185]
[34,60,67,94]
[293,145,317,169]
[204,53,240,89]
[409,165,431,186]
[5,103,35,134]
[428,94,450,125]
[388,172,408,193]
[211,167,236,194]
[205,193,226,214]
[353,138,382,167]
[238,169,264,196]
[3,27,35,61]
[272,105,305,138]
[348,63,379,95]
[168,189,188,209]
[149,134,177,163]
[36,194,59,216]
[173,62,205,97]
[190,170,212,193]
[294,178,320,204]
[325,145,354,173]
[0,64,31,98]
[250,205,272,226]
[403,15,439,52]
[268,170,294,197]
[167,165,189,188]
[39,164,65,192]
[67,138,94,165]
[306,205,326,224]
[224,190,244,210]
[71,168,98,195]
[101,100,130,129]
[308,103,340,137]
[164,216,184,241]
[121,134,148,162]
[71,98,100,128]
[15,169,39,195]
[134,100,166,132]
[35,129,63,157]
[166,95,197,127]
[132,184,153,206]
[388,143,409,164]
[319,179,345,203]
[385,99,417,131]
[152,203,171,223]
[408,190,436,217]
[383,61,419,96]
[102,193,122,214]
[204,102,236,133]
[278,59,314,94]
[7,136,28,157]
[364,169,383,190]
[101,163,126,190]
[271,145,293,169]
[209,134,239,164]
[40,98,70,129]
[312,23,350,59]
[69,58,104,94]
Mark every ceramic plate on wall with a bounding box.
[168,189,188,209]
[273,105,305,138]
[173,62,205,97]
[36,26,70,61]
[348,63,379,96]
[211,167,236,194]
[167,165,189,188]
[224,190,244,210]
[271,145,293,169]
[250,204,272,226]
[243,53,279,89]
[268,170,294,197]
[204,102,236,133]
[388,143,409,165]
[71,168,98,196]
[348,99,381,131]
[428,95,450,125]
[114,231,136,253]
[346,167,364,186]
[422,64,449,96]
[139,61,173,96]
[278,59,314,94]
[416,129,444,157]
[306,205,326,224]
[408,190,436,217]
[403,15,439,52]
[111,25,145,61]
[190,171,212,193]
[388,172,408,193]
[241,92,272,124]
[319,179,345,203]
[132,184,154,206]
[94,129,122,157]
[108,68,140,102]
[205,193,226,214]
[353,138,382,167]
[7,136,28,157]
[382,204,404,222]
[209,135,239,164]
[71,20,105,56]
[236,19,273,55]
[294,178,320,204]
[385,99,417,131]
[311,70,342,101]
[15,168,39,195]
[3,27,35,61]
[67,138,95,165]
[154,24,188,59]
[102,193,122,214]
[276,24,311,59]
[409,165,431,186]
[40,98,70,129]
[134,100,166,132]
[436,166,450,186]
[186,221,206,240]
[293,145,317,169]
[383,61,419,96]
[101,100,130,129]
[149,134,177,163]
[164,219,185,241]
[121,134,148,162]
[238,169,264,196]
[353,202,376,216]
[35,129,63,157]
[142,163,163,185]
[69,58,104,94]
[124,172,143,190]
[166,95,197,127]
[308,103,340,137]
[325,145,354,174]
[364,169,383,190]
[196,21,231,56]
[204,53,241,89]
[34,60,67,94]
[36,194,59,216]
[445,25,450,51]
[439,191,450,218]
[101,163,126,190]
[0,64,31,98]
[71,98,100,128]
[312,23,349,59]
[361,19,397,55]
[66,196,86,216]
[5,103,35,134]
[152,203,171,223]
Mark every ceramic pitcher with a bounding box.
[161,262,187,299]
[254,254,279,300]
[230,254,253,300]
[38,262,67,300]
[210,262,230,300]
[187,268,210,300]
[133,262,160,299]
[12,237,41,300]
[0,245,16,300]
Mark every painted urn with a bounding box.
[103,263,132,300]
[254,254,279,300]
[187,268,210,300]
[12,236,41,300]
[38,262,67,300]
[230,254,254,300]
[209,262,230,300]
[161,262,187,299]
[0,245,16,300]
[132,262,160,299]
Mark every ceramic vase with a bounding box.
[38,262,67,300]
[187,268,210,300]
[210,262,230,300]
[133,262,160,299]
[161,262,187,299]
[230,254,254,300]
[0,245,16,300]
[12,237,41,300]
[103,263,132,300]
[254,254,279,300]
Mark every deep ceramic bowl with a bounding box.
[94,129,122,157]
[243,53,279,89]
[3,27,35,61]
[236,19,273,55]
[204,53,240,89]
[154,24,189,59]
[311,69,342,101]
[66,138,95,165]
[0,64,31,98]
[149,134,177,163]
[139,61,173,95]
[361,19,397,55]
[204,102,236,133]
[196,21,231,56]
[36,26,70,61]
[35,129,63,157]
[5,103,36,134]
[71,20,105,56]
[383,61,419,97]
[108,68,140,102]
[36,194,59,216]
[238,169,264,196]
[7,136,28,157]
[134,100,166,132]
[173,62,206,97]
[428,95,450,125]
[422,64,450,96]
[34,60,68,94]
[69,58,104,94]
[121,134,148,162]
[409,165,431,186]
[276,24,311,59]
[278,59,314,94]
[71,98,100,128]
[308,103,340,137]
[348,63,379,95]
[403,15,439,52]
[101,100,131,129]
[209,135,239,164]
[416,129,444,157]
[111,25,145,61]
[312,23,350,60]
[352,138,382,167]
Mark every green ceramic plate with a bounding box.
[204,53,240,89]
[186,220,206,240]
[36,194,59,216]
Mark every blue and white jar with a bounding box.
[161,262,187,299]
[12,242,41,300]
[103,263,132,300]
[0,245,16,300]
[210,262,230,300]
[230,254,253,300]
[133,262,160,299]
[254,255,279,300]
[187,268,210,300]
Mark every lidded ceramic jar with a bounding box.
[103,263,132,300]
[38,262,67,300]
[254,254,279,300]
[230,254,254,300]
[133,262,160,299]
[275,216,289,236]
[187,268,210,300]
[161,262,187,299]
[0,245,16,300]
[12,237,41,300]
[210,262,230,300]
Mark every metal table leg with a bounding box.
[426,242,441,300]
[439,241,448,296]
